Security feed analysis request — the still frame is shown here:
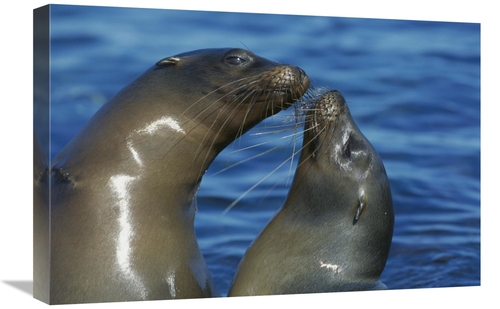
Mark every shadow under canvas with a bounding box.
[3,281,33,296]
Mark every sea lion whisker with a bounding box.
[178,80,253,128]
[235,89,263,139]
[181,74,267,133]
[219,96,310,176]
[237,92,275,139]
[210,130,302,176]
[220,121,309,213]
[238,92,306,197]
[192,83,269,179]
[210,141,287,177]
[171,86,262,186]
[295,127,325,166]
[206,82,271,154]
[161,76,261,157]
[221,151,295,215]
[224,128,303,155]
[160,83,255,161]
[221,126,308,214]
[244,121,316,197]
[285,117,309,184]
[224,125,307,203]
[176,75,256,119]
[252,115,303,131]
[193,95,251,177]
[224,76,295,151]
[249,112,307,135]
[261,121,325,182]
[211,121,307,180]
[188,77,280,177]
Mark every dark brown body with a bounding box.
[35,48,309,304]
[228,90,394,296]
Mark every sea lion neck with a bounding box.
[53,113,220,204]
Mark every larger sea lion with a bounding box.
[228,90,394,296]
[41,48,309,304]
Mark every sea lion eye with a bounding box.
[225,56,247,66]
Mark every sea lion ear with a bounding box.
[156,56,180,66]
[353,191,366,225]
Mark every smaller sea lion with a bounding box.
[228,90,394,296]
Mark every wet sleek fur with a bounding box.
[34,48,309,304]
[229,90,394,296]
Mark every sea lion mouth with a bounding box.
[295,89,347,159]
[307,89,345,129]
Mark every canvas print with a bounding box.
[33,4,480,305]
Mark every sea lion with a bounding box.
[228,90,394,296]
[43,48,309,304]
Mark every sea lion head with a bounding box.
[153,48,310,146]
[302,90,392,219]
[294,90,394,277]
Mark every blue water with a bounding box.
[41,5,480,296]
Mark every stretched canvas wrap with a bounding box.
[33,4,480,305]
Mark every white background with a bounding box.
[1,1,496,308]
